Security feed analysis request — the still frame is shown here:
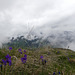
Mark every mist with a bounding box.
[0,0,75,51]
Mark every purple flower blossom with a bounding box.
[40,56,43,59]
[58,72,60,74]
[24,54,27,58]
[67,57,69,60]
[18,49,22,52]
[42,59,44,61]
[20,52,22,54]
[42,59,47,65]
[6,55,12,66]
[71,55,72,57]
[45,60,47,63]
[53,72,55,75]
[18,49,22,54]
[5,54,11,59]
[21,57,27,63]
[2,54,12,66]
[6,59,12,66]
[9,47,12,50]
[8,61,12,66]
[57,51,59,53]
[21,54,27,64]
[24,50,26,52]
[2,59,7,66]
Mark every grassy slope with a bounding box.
[0,47,75,75]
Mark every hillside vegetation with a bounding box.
[0,47,75,75]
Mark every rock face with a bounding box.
[3,31,75,50]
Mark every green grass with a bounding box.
[0,47,75,75]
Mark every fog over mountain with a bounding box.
[0,0,75,51]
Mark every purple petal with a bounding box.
[2,59,7,66]
[18,49,21,52]
[40,56,43,59]
[20,52,22,54]
[9,61,12,66]
[24,54,27,57]
[5,54,10,58]
[24,50,26,52]
[58,72,60,74]
[21,57,27,63]
[9,47,12,50]
[53,72,55,75]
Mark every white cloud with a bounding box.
[0,0,75,50]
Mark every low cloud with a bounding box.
[0,0,75,51]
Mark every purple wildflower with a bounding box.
[18,49,22,54]
[24,50,26,52]
[6,59,12,66]
[53,72,55,75]
[20,52,22,54]
[8,61,12,66]
[21,54,27,64]
[24,54,27,58]
[40,56,43,59]
[42,59,44,61]
[9,47,12,50]
[6,55,12,66]
[5,54,11,59]
[42,59,47,65]
[2,59,7,66]
[18,49,22,52]
[57,51,59,53]
[58,72,60,74]
[67,57,69,60]
[21,57,27,64]
[45,60,47,63]
[2,55,12,66]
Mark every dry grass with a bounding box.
[0,47,75,75]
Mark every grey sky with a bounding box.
[0,0,75,50]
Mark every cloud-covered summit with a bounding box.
[0,0,75,50]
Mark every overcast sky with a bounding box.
[0,0,75,50]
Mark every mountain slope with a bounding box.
[0,47,75,75]
[2,31,75,50]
